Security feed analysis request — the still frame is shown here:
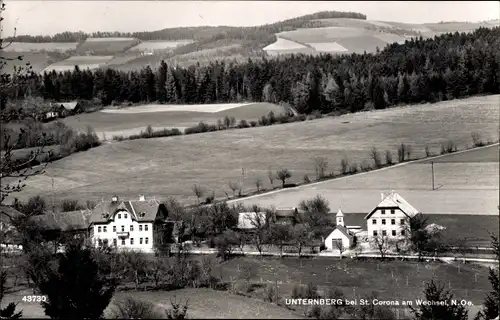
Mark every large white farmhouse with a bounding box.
[365,192,420,238]
[89,195,172,253]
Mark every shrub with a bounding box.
[184,122,211,135]
[360,160,372,172]
[267,111,277,125]
[303,174,311,183]
[112,135,126,141]
[249,121,258,127]
[310,110,323,119]
[349,162,359,174]
[441,139,457,154]
[425,145,431,157]
[237,119,250,128]
[109,296,162,319]
[471,132,485,147]
[204,191,215,204]
[258,115,269,126]
[60,199,85,212]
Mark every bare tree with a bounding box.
[248,205,269,256]
[254,177,263,192]
[369,147,382,168]
[121,250,148,291]
[276,168,292,188]
[149,256,169,289]
[267,169,274,188]
[228,181,239,197]
[313,157,329,180]
[292,224,313,257]
[340,156,350,175]
[471,131,484,147]
[165,297,189,320]
[425,145,431,157]
[192,184,205,205]
[370,234,392,260]
[397,143,407,162]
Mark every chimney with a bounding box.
[139,194,145,201]
[381,192,384,201]
[111,195,118,202]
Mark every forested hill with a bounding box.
[4,27,499,117]
[6,11,367,43]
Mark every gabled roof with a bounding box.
[60,102,79,110]
[324,224,354,240]
[365,192,420,219]
[31,210,91,232]
[90,199,165,224]
[238,212,266,229]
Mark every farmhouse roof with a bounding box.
[31,210,91,232]
[365,192,420,220]
[58,102,79,110]
[323,224,354,240]
[237,212,266,229]
[90,198,166,224]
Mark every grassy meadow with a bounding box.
[7,95,499,207]
[233,145,499,215]
[62,102,288,139]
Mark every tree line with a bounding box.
[3,27,499,116]
[5,11,366,43]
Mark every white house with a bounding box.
[89,195,172,253]
[324,208,355,251]
[365,192,420,238]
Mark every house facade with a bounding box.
[90,195,172,253]
[365,192,420,238]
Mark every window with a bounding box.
[372,219,377,225]
[391,209,395,214]
[130,238,134,245]
[145,225,148,231]
[391,219,396,225]
[392,230,396,236]
[130,225,134,231]
[113,226,116,232]
[121,239,125,245]
[124,214,128,219]
[118,214,121,219]
[382,230,387,236]
[382,219,386,225]
[381,209,386,214]
[113,239,117,246]
[400,219,405,225]
[140,238,143,244]
[139,225,143,231]
[373,230,378,236]
[98,226,101,232]
[120,225,124,232]
[401,230,406,236]
[103,226,107,232]
[145,237,149,244]
[98,239,102,246]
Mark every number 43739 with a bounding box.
[22,296,47,303]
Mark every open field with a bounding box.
[2,52,65,74]
[62,102,288,139]
[127,40,194,51]
[233,144,499,215]
[263,38,308,50]
[1,287,302,319]
[42,55,114,73]
[215,256,492,304]
[75,37,140,54]
[7,95,499,206]
[2,42,78,52]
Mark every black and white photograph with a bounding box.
[0,0,499,319]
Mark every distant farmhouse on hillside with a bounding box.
[44,101,82,121]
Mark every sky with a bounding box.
[2,1,499,37]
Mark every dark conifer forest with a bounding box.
[3,27,499,115]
